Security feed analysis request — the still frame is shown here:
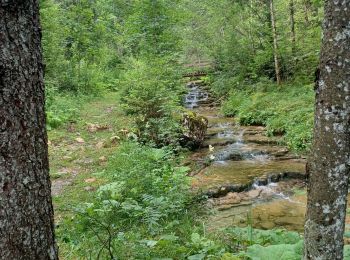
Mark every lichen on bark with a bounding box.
[304,1,350,259]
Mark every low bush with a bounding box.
[57,142,217,259]
[120,58,185,147]
[45,89,90,130]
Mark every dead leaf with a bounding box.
[110,136,120,143]
[96,141,104,149]
[84,178,96,183]
[76,137,85,143]
[87,123,110,133]
[99,156,107,163]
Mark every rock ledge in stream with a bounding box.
[203,171,307,198]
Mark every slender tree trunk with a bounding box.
[0,1,58,259]
[248,0,256,54]
[269,0,281,85]
[304,1,350,259]
[303,0,311,25]
[289,0,296,56]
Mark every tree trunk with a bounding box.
[289,0,296,56]
[304,1,350,259]
[269,0,281,85]
[303,0,310,25]
[0,1,58,259]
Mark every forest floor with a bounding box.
[48,92,131,221]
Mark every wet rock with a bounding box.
[257,221,276,230]
[202,138,236,148]
[194,159,306,197]
[244,135,281,145]
[246,189,262,199]
[242,126,266,135]
[219,192,242,204]
[271,148,289,157]
[181,111,208,149]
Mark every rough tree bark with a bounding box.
[304,1,350,259]
[269,0,281,85]
[0,1,58,259]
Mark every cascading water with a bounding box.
[184,82,209,109]
[185,79,309,232]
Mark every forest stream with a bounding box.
[185,80,350,235]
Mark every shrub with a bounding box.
[57,142,194,259]
[120,58,184,147]
[45,89,89,130]
[221,83,314,151]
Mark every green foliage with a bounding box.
[41,0,330,258]
[181,0,321,153]
[58,142,191,258]
[104,142,189,203]
[45,90,89,129]
[123,0,182,57]
[244,240,303,260]
[120,58,184,146]
[41,0,123,94]
[344,245,350,259]
[222,83,314,151]
[224,227,302,247]
[41,0,185,134]
[182,0,323,87]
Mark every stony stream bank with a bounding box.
[184,80,350,234]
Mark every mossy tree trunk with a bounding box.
[0,1,58,259]
[304,1,350,259]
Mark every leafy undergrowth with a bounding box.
[48,95,311,259]
[46,88,93,130]
[48,92,132,225]
[221,83,314,152]
[48,91,335,260]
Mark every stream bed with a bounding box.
[185,80,350,234]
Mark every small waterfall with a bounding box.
[234,128,245,145]
[184,82,208,109]
[210,124,274,164]
[251,178,304,204]
[248,153,270,162]
[217,129,234,138]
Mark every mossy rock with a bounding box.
[181,111,208,150]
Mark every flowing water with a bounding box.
[185,80,350,237]
[185,80,311,232]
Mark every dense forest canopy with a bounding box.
[42,0,322,150]
[42,0,323,87]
